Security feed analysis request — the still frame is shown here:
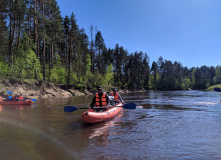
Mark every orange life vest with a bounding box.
[111,92,119,101]
[19,96,24,101]
[95,92,107,106]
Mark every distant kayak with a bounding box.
[0,100,33,105]
[81,103,124,124]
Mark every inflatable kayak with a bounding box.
[0,100,33,105]
[81,103,124,123]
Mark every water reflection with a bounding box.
[1,104,33,111]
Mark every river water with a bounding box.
[0,90,221,160]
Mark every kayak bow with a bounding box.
[81,103,124,123]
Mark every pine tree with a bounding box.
[95,31,105,74]
[151,61,158,91]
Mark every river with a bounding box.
[0,90,221,160]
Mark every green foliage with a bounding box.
[50,66,66,84]
[49,55,67,84]
[207,84,221,91]
[23,79,39,85]
[93,70,103,87]
[181,78,191,90]
[103,64,114,86]
[2,0,220,91]
[9,34,42,80]
[93,64,114,87]
[83,54,93,87]
[191,68,196,87]
[214,66,221,84]
[70,71,78,85]
[0,57,9,78]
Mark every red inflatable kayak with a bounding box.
[0,100,33,105]
[81,103,124,123]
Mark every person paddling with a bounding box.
[6,94,13,101]
[17,93,25,101]
[110,88,124,104]
[90,86,110,112]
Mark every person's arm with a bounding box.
[105,94,110,106]
[118,94,124,104]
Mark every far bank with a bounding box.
[0,79,148,99]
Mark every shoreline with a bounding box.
[1,79,205,99]
[0,79,148,99]
[0,79,92,99]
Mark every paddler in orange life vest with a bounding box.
[17,92,25,101]
[90,86,110,112]
[110,88,124,104]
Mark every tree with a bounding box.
[142,53,150,89]
[10,33,42,79]
[0,0,8,56]
[174,61,182,89]
[157,56,164,88]
[68,12,78,85]
[194,67,204,89]
[151,61,158,91]
[89,25,95,76]
[214,65,221,84]
[95,30,105,73]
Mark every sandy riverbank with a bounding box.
[0,79,93,99]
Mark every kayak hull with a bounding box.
[81,103,124,123]
[0,100,33,105]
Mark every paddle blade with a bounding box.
[7,91,13,94]
[122,103,136,109]
[64,106,79,112]
[31,99,36,102]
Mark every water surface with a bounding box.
[1,90,221,160]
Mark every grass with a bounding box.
[206,84,221,91]
[23,79,39,85]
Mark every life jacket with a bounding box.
[19,96,24,101]
[111,92,119,101]
[95,92,107,107]
[0,96,2,101]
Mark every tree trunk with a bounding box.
[34,0,38,54]
[42,0,46,81]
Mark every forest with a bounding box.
[0,0,221,91]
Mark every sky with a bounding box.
[56,0,221,68]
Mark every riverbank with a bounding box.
[0,79,150,99]
[0,79,93,99]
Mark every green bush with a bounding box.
[0,57,9,78]
[50,66,67,84]
[207,84,221,91]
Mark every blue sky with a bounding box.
[56,0,221,68]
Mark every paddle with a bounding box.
[64,103,136,113]
[122,103,136,109]
[64,106,88,112]
[29,98,37,102]
[6,91,13,95]
[25,97,37,102]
